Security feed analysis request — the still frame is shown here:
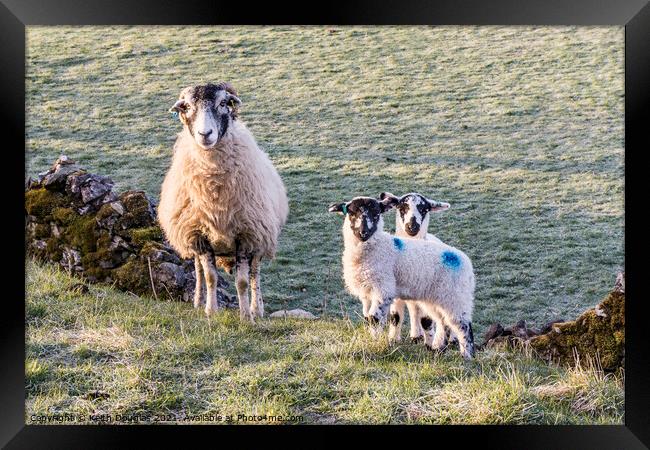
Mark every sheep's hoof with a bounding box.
[426,343,448,354]
[240,312,255,324]
[205,306,219,317]
[251,305,264,318]
[410,336,424,344]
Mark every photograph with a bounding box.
[24,25,625,425]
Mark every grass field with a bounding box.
[26,262,624,424]
[25,26,624,424]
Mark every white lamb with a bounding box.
[328,195,476,359]
[379,192,453,347]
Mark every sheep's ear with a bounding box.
[169,99,187,113]
[379,192,400,203]
[426,198,451,213]
[379,195,398,213]
[226,93,242,107]
[328,202,348,216]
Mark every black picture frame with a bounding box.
[4,0,648,447]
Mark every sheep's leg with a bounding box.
[388,299,406,344]
[198,253,219,316]
[429,314,449,351]
[235,251,254,324]
[419,315,435,348]
[364,295,393,339]
[193,256,204,309]
[361,297,371,320]
[406,301,424,342]
[445,317,475,360]
[249,255,264,318]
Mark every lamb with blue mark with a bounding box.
[381,191,458,349]
[328,195,476,359]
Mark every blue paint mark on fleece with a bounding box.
[393,237,405,251]
[441,250,461,270]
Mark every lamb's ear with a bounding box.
[426,198,451,213]
[379,192,400,203]
[379,195,398,213]
[328,202,348,216]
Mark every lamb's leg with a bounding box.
[367,296,394,325]
[445,316,475,360]
[419,315,435,348]
[406,301,424,342]
[193,256,204,309]
[235,251,254,324]
[198,253,219,316]
[429,314,449,351]
[388,299,406,344]
[249,255,264,318]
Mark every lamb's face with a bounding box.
[170,83,242,150]
[328,196,397,242]
[381,192,450,237]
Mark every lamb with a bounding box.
[158,82,289,323]
[379,192,453,347]
[327,195,476,359]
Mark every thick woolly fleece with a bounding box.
[158,120,289,261]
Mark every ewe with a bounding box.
[328,196,476,359]
[158,82,288,323]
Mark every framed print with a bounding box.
[3,0,649,447]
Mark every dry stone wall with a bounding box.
[25,156,236,307]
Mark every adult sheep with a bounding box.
[158,82,289,323]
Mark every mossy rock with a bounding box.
[115,191,156,230]
[62,214,99,255]
[127,226,164,248]
[25,189,69,220]
[112,256,185,300]
[529,290,625,371]
[51,207,77,226]
[112,257,152,295]
[28,223,51,240]
[45,237,64,262]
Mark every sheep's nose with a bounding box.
[197,129,213,137]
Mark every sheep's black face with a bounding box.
[170,83,242,150]
[328,196,396,242]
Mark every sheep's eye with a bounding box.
[219,100,227,107]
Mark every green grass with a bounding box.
[25,26,624,424]
[26,261,623,424]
